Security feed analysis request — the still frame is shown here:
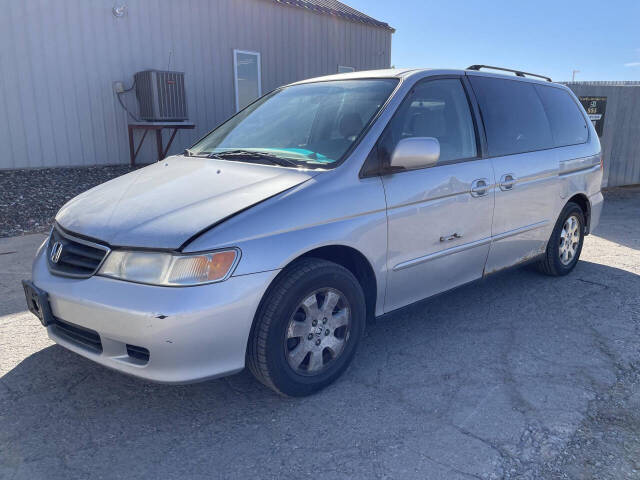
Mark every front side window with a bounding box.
[191,79,398,168]
[535,85,588,147]
[469,76,553,157]
[378,78,478,166]
[234,50,261,111]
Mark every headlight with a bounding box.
[98,249,239,286]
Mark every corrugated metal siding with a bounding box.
[564,83,640,187]
[0,0,392,169]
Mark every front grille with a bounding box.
[47,227,109,278]
[51,318,102,353]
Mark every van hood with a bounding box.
[55,156,317,249]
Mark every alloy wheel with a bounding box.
[559,215,581,265]
[284,288,351,375]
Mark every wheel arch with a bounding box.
[245,244,379,369]
[566,193,591,234]
[297,245,378,321]
[251,244,378,328]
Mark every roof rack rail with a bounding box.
[467,65,552,82]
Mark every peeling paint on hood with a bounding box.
[55,156,317,249]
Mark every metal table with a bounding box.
[127,121,196,165]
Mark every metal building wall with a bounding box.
[564,82,640,187]
[0,0,392,169]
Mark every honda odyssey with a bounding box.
[23,66,603,396]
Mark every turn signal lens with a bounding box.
[98,249,239,286]
[169,251,237,285]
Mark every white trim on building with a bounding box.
[234,50,263,112]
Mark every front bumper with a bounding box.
[31,246,279,383]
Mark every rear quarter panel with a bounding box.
[556,86,603,227]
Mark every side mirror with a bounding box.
[390,137,440,171]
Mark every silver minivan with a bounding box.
[23,66,603,396]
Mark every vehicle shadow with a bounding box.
[1,260,639,479]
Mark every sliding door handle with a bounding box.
[499,173,517,191]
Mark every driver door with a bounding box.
[380,77,495,312]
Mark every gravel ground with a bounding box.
[535,364,640,479]
[1,163,637,240]
[0,165,141,237]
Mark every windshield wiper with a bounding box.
[184,149,211,158]
[209,150,300,168]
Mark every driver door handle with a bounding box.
[470,178,489,197]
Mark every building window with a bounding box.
[234,50,262,111]
[338,65,355,73]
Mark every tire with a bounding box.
[247,258,366,397]
[535,202,585,276]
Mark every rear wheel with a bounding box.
[247,258,366,396]
[536,202,585,276]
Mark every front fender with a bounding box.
[184,171,388,315]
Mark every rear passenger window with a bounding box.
[469,76,553,157]
[535,86,588,147]
[379,78,478,165]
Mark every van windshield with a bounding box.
[189,79,398,168]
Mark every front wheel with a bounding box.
[247,258,366,396]
[535,202,585,276]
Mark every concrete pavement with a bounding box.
[1,189,639,479]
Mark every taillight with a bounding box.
[600,154,603,170]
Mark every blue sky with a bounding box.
[346,0,640,82]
